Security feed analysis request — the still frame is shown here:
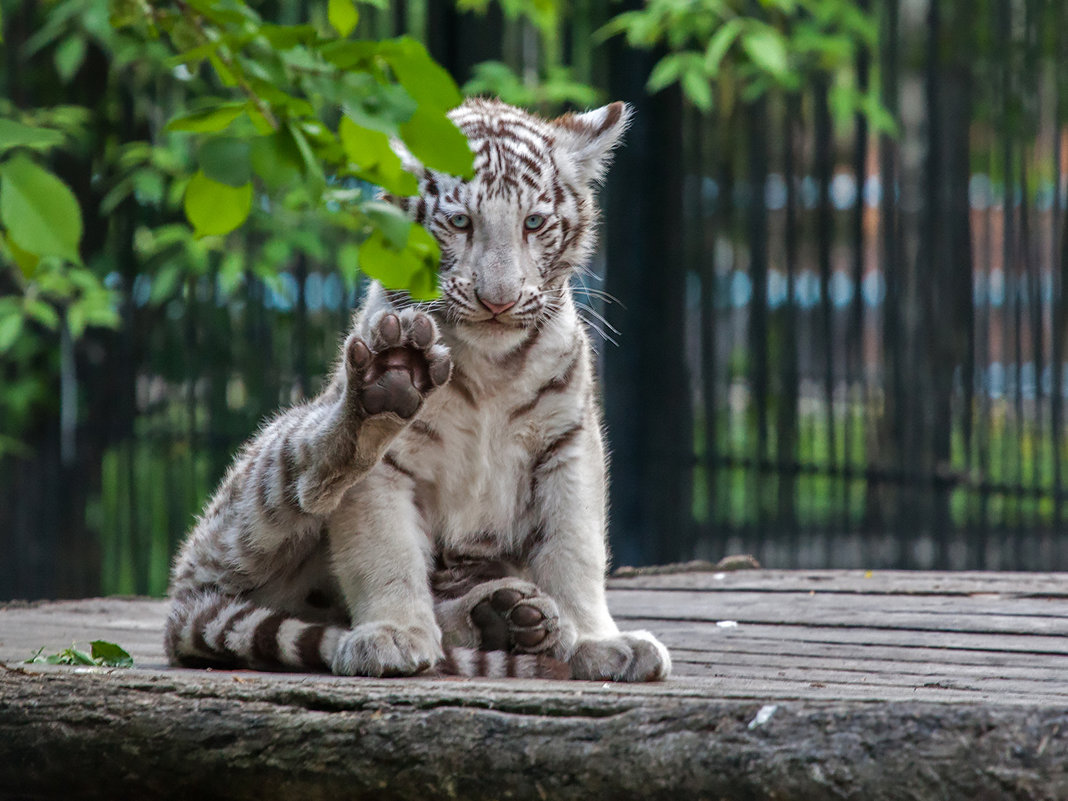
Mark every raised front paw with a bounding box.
[467,578,561,655]
[569,630,671,682]
[345,310,451,420]
[331,622,443,677]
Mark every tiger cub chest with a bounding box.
[391,353,586,557]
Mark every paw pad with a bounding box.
[345,311,451,420]
[469,584,558,654]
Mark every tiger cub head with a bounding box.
[393,98,632,346]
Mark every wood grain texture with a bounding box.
[1,570,1067,800]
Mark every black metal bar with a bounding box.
[812,74,837,564]
[848,0,871,564]
[1054,0,1068,538]
[779,93,801,553]
[697,451,1068,503]
[746,94,771,549]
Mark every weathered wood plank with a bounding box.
[608,589,1068,634]
[672,641,1068,675]
[673,659,1068,696]
[621,617,1068,656]
[671,647,1068,683]
[2,572,1068,800]
[612,587,1068,617]
[609,569,1068,597]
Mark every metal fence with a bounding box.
[3,0,1068,601]
[599,0,1068,572]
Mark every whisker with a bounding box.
[573,300,621,335]
[577,313,617,348]
[575,286,625,308]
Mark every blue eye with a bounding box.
[524,214,546,231]
[449,213,471,230]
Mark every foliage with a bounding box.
[458,0,558,50]
[25,639,134,667]
[0,0,477,456]
[463,61,600,110]
[0,112,120,352]
[116,0,474,297]
[598,0,895,132]
[458,0,601,112]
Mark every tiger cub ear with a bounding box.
[552,101,633,184]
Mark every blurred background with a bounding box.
[3,0,1068,601]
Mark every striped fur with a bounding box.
[166,99,671,683]
[167,589,568,679]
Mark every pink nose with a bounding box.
[477,295,517,316]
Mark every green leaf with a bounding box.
[30,643,100,666]
[338,75,417,137]
[0,119,65,154]
[364,201,412,250]
[81,302,120,329]
[217,251,246,297]
[250,130,304,190]
[398,107,474,178]
[183,170,253,237]
[328,0,359,37]
[54,35,87,83]
[0,154,83,263]
[90,640,134,668]
[23,298,59,329]
[149,264,183,304]
[339,117,418,196]
[359,229,417,288]
[258,23,318,49]
[704,18,746,75]
[277,45,320,72]
[208,53,239,87]
[198,137,252,187]
[646,54,685,94]
[0,310,23,353]
[165,102,247,133]
[357,222,440,297]
[381,37,463,111]
[287,122,325,192]
[66,302,86,338]
[67,647,96,665]
[319,39,380,70]
[404,224,441,301]
[741,27,789,79]
[2,231,41,276]
[338,241,360,288]
[681,70,713,112]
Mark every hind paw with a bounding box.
[345,310,451,421]
[466,579,561,655]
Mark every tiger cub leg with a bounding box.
[297,309,451,517]
[325,457,446,677]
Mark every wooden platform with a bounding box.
[2,570,1067,800]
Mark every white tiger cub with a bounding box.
[166,98,671,682]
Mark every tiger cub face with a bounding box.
[395,99,631,349]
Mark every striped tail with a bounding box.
[437,647,571,680]
[165,590,343,672]
[166,590,571,679]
